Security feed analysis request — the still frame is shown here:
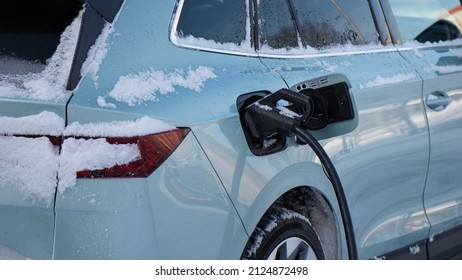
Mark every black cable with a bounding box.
[293,125,358,260]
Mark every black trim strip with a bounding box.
[86,0,124,23]
[428,224,462,260]
[66,5,106,90]
[66,0,125,89]
[381,240,428,260]
[378,224,462,259]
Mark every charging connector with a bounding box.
[244,88,313,140]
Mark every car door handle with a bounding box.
[426,91,451,111]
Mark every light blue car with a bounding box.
[1,0,462,260]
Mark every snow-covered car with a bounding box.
[1,0,462,260]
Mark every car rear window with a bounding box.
[257,0,380,50]
[173,0,380,55]
[388,0,462,43]
[176,0,248,45]
[0,0,83,75]
[257,0,299,49]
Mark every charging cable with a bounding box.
[242,88,358,260]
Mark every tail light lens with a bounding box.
[76,128,190,178]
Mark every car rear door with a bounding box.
[254,0,431,259]
[387,0,462,259]
[0,1,84,258]
[0,0,120,259]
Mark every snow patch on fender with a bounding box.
[97,96,117,109]
[425,64,462,74]
[103,66,217,107]
[365,73,417,88]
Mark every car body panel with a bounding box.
[191,120,348,259]
[69,0,277,125]
[398,44,462,257]
[58,0,265,259]
[66,0,431,259]
[64,0,346,259]
[258,50,430,259]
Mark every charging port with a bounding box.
[237,89,312,156]
[294,81,354,130]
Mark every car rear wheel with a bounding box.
[241,207,325,260]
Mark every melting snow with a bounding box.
[97,96,117,109]
[172,0,253,55]
[277,106,302,119]
[425,64,462,74]
[175,35,254,54]
[409,244,421,255]
[0,10,83,102]
[402,39,462,49]
[103,66,217,107]
[340,61,353,67]
[253,102,273,111]
[258,42,389,57]
[365,73,416,88]
[449,48,462,58]
[314,60,339,73]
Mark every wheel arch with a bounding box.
[272,187,341,259]
[241,162,346,259]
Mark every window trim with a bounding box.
[169,0,258,57]
[168,0,405,59]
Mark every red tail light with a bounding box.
[76,128,190,178]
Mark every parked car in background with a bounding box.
[1,0,462,260]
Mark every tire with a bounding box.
[241,207,325,260]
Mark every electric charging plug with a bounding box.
[243,88,313,141]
